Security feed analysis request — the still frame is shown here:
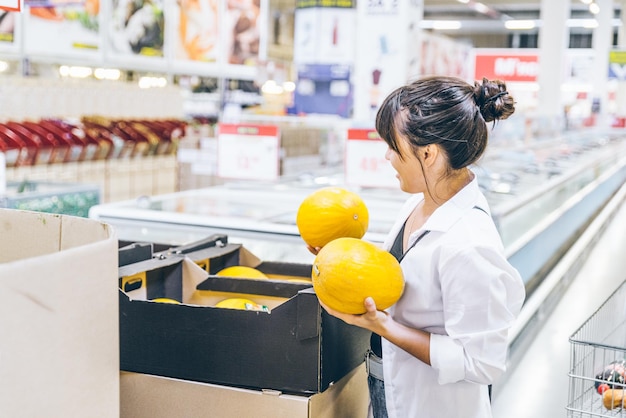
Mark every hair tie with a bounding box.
[485,91,508,103]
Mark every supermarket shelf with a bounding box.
[492,181,626,418]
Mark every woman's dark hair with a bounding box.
[375,76,515,170]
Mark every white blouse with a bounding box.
[381,176,526,418]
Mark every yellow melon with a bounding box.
[216,266,268,279]
[151,298,181,304]
[296,187,369,248]
[215,297,267,311]
[312,237,404,314]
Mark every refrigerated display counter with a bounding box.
[88,180,409,263]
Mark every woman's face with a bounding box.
[385,134,425,194]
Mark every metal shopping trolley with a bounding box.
[567,280,626,417]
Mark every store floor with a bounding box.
[491,197,626,417]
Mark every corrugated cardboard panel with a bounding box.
[0,209,113,263]
[120,364,368,418]
[0,209,119,418]
[0,209,63,262]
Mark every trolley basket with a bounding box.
[567,280,626,417]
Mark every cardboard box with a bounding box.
[0,208,119,418]
[118,243,371,395]
[120,363,369,418]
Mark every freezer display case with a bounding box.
[1,180,100,217]
[89,178,409,263]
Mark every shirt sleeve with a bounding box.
[429,244,525,385]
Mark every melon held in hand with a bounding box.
[312,237,404,314]
[296,187,369,248]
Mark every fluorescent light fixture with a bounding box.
[426,20,462,30]
[282,81,296,93]
[567,18,598,28]
[59,65,93,78]
[505,20,536,30]
[94,68,121,81]
[473,2,490,14]
[261,80,284,95]
[138,76,167,89]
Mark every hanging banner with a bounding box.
[0,0,19,12]
[174,0,219,62]
[108,0,164,61]
[344,128,396,188]
[23,0,101,58]
[293,1,356,64]
[474,52,539,82]
[608,50,626,80]
[0,10,17,48]
[419,32,471,80]
[217,123,280,181]
[225,0,263,66]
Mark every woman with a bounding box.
[319,76,526,417]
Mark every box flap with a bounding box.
[119,255,208,302]
[0,211,119,418]
[118,242,153,267]
[0,209,113,264]
[297,287,320,340]
[181,257,210,302]
[239,246,263,268]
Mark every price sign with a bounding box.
[217,124,280,181]
[0,0,19,11]
[345,128,397,188]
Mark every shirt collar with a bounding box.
[421,175,484,233]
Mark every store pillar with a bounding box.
[616,0,626,119]
[536,0,569,133]
[591,0,614,127]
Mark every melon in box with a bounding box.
[118,240,370,395]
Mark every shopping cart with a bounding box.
[567,280,626,417]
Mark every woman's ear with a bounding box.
[421,144,439,166]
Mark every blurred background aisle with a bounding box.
[492,188,626,418]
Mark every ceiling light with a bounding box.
[59,65,93,78]
[94,68,121,81]
[457,0,470,3]
[473,2,490,14]
[138,76,167,89]
[567,18,598,28]
[505,20,536,30]
[422,20,462,30]
[589,3,600,14]
[580,0,592,4]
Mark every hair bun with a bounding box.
[473,77,515,122]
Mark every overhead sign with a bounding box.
[474,53,539,82]
[0,0,19,11]
[608,50,626,80]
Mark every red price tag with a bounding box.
[217,124,281,181]
[345,129,397,188]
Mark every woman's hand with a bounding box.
[318,296,390,335]
[306,244,321,255]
